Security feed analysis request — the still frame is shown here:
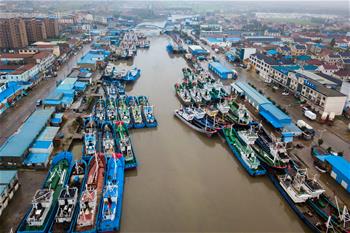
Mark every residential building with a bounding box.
[0,18,28,49]
[291,44,307,56]
[284,70,346,116]
[333,69,350,81]
[235,48,256,61]
[340,81,350,108]
[325,54,342,65]
[43,18,59,38]
[24,18,47,43]
[0,64,39,83]
[317,64,339,75]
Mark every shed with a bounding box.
[23,153,50,168]
[37,127,60,142]
[317,155,350,193]
[259,103,292,128]
[74,81,88,92]
[0,170,18,185]
[51,113,64,126]
[235,82,271,109]
[0,108,54,164]
[208,62,236,79]
[188,45,209,56]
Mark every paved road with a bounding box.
[0,44,91,146]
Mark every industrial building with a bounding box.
[316,155,350,193]
[0,107,55,166]
[188,45,209,56]
[77,49,110,70]
[208,62,236,79]
[0,170,19,216]
[234,82,301,142]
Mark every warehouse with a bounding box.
[188,45,209,56]
[208,62,236,79]
[0,170,19,216]
[0,108,55,166]
[316,155,350,193]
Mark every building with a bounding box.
[0,107,55,167]
[188,45,208,56]
[43,17,59,38]
[77,49,110,70]
[199,24,222,38]
[208,62,236,79]
[0,64,39,83]
[340,81,350,108]
[333,69,350,81]
[0,82,24,115]
[235,48,256,61]
[291,44,307,56]
[24,18,47,43]
[0,170,19,216]
[0,18,28,49]
[317,64,339,75]
[325,54,342,65]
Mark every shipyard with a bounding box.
[0,1,349,233]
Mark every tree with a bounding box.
[338,151,344,157]
[327,147,333,153]
[318,138,324,146]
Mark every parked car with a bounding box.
[282,92,289,96]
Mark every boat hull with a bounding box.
[221,130,266,176]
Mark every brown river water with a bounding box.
[0,34,308,233]
[117,35,307,232]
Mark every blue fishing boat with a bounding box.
[17,152,72,233]
[50,159,88,233]
[117,96,133,129]
[102,122,117,159]
[122,68,140,82]
[126,96,145,129]
[143,105,158,128]
[98,154,125,232]
[94,99,106,125]
[83,116,97,161]
[115,121,137,169]
[222,127,266,176]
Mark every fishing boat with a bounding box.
[174,107,217,137]
[192,106,219,131]
[137,96,148,107]
[83,116,97,160]
[190,87,202,104]
[200,88,212,103]
[265,167,332,233]
[95,99,106,124]
[253,144,288,170]
[222,127,266,176]
[143,105,158,128]
[51,160,88,233]
[106,98,118,123]
[115,121,137,169]
[102,123,116,159]
[117,97,133,129]
[122,68,140,82]
[127,96,145,128]
[174,84,191,105]
[73,153,106,233]
[97,154,125,232]
[217,99,230,115]
[226,100,251,126]
[17,152,72,233]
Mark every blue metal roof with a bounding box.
[24,153,50,165]
[57,78,77,91]
[0,108,55,158]
[78,50,110,65]
[74,81,87,91]
[235,82,271,106]
[37,127,59,141]
[259,103,291,122]
[0,170,17,184]
[209,62,233,74]
[317,155,350,185]
[0,82,23,102]
[31,140,52,149]
[259,110,283,128]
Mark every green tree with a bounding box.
[318,138,324,146]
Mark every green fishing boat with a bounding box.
[115,121,137,169]
[17,152,72,233]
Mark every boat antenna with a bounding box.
[325,216,334,233]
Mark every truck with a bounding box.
[296,120,315,140]
[304,110,316,120]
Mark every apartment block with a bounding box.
[0,18,28,49]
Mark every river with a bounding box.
[117,35,307,232]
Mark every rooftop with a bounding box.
[235,81,271,106]
[209,62,233,74]
[0,170,17,184]
[0,108,55,158]
[317,155,350,184]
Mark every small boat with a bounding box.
[117,97,133,129]
[17,152,72,233]
[137,95,148,107]
[190,87,202,104]
[200,88,211,103]
[83,116,97,160]
[174,107,217,137]
[97,154,125,232]
[51,160,88,233]
[222,127,266,176]
[217,99,230,115]
[115,122,137,169]
[127,96,145,128]
[102,123,116,159]
[73,153,106,233]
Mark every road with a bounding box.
[0,43,91,146]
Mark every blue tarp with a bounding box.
[0,82,23,102]
[74,81,87,91]
[31,141,52,149]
